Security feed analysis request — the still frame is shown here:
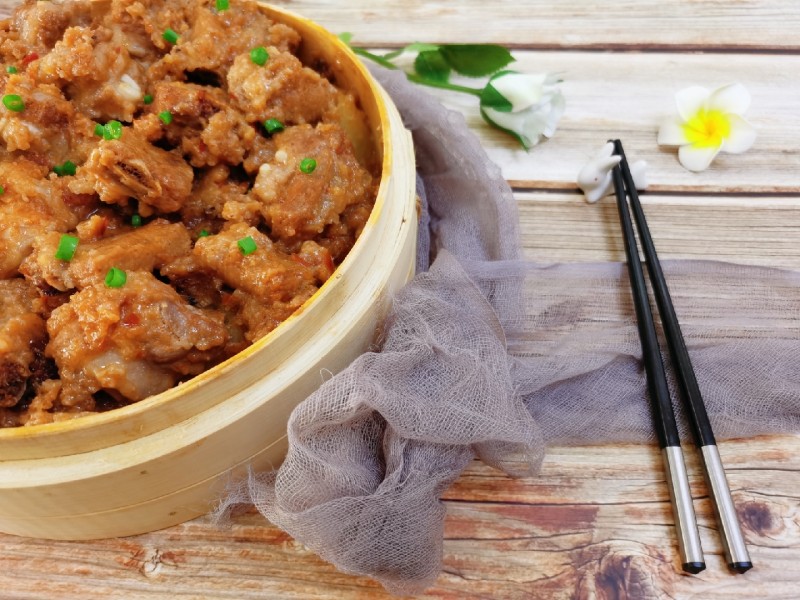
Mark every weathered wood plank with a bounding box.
[517,192,800,268]
[3,1,800,51]
[266,1,799,51]
[0,437,796,599]
[411,51,800,192]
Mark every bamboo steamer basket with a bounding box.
[0,3,417,540]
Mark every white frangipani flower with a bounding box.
[577,142,648,203]
[480,71,565,149]
[657,83,756,172]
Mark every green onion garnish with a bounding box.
[105,267,127,288]
[0,185,5,195]
[163,28,179,44]
[237,236,257,255]
[143,94,153,105]
[94,123,105,137]
[158,110,173,125]
[53,160,76,177]
[6,66,17,74]
[216,0,229,10]
[263,118,284,134]
[54,234,79,261]
[249,46,269,66]
[299,158,317,174]
[131,214,142,227]
[198,229,210,237]
[103,120,123,140]
[2,94,25,112]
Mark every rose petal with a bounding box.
[708,83,751,115]
[721,114,757,153]
[490,72,547,112]
[678,143,720,172]
[484,106,544,148]
[541,91,565,138]
[675,86,710,121]
[658,116,691,146]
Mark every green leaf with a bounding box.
[338,32,353,45]
[414,49,451,84]
[479,81,513,113]
[439,44,515,77]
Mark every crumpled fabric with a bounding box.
[215,68,800,595]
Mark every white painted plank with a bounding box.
[403,51,800,192]
[266,1,800,50]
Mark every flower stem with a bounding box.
[406,73,483,97]
[351,47,398,70]
[351,47,484,97]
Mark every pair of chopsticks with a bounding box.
[610,139,752,574]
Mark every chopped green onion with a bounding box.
[0,185,5,195]
[158,110,173,125]
[103,120,123,140]
[263,118,284,135]
[131,214,142,227]
[94,123,105,137]
[2,94,25,112]
[53,160,76,177]
[249,46,269,66]
[105,267,127,288]
[299,158,317,174]
[143,94,153,105]
[6,66,17,74]
[54,234,79,261]
[163,28,179,44]
[215,0,229,11]
[198,229,210,237]
[237,236,257,255]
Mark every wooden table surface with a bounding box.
[1,1,799,598]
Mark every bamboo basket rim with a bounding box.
[0,2,394,446]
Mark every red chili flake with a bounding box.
[96,216,109,237]
[122,312,141,327]
[323,252,335,274]
[198,140,207,152]
[290,254,311,267]
[21,52,39,66]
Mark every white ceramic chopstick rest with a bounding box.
[578,141,648,203]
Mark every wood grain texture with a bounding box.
[261,1,800,50]
[412,51,800,193]
[0,0,798,598]
[0,437,797,599]
[518,192,800,268]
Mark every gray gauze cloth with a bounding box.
[215,68,800,595]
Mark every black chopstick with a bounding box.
[613,140,753,574]
[610,151,706,574]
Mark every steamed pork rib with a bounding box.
[148,2,300,82]
[46,272,228,409]
[0,0,378,425]
[36,25,148,123]
[21,220,192,291]
[194,223,318,304]
[148,81,255,167]
[71,127,193,214]
[0,159,79,278]
[0,280,46,409]
[250,123,374,241]
[227,45,339,126]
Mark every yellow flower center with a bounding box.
[682,109,732,148]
